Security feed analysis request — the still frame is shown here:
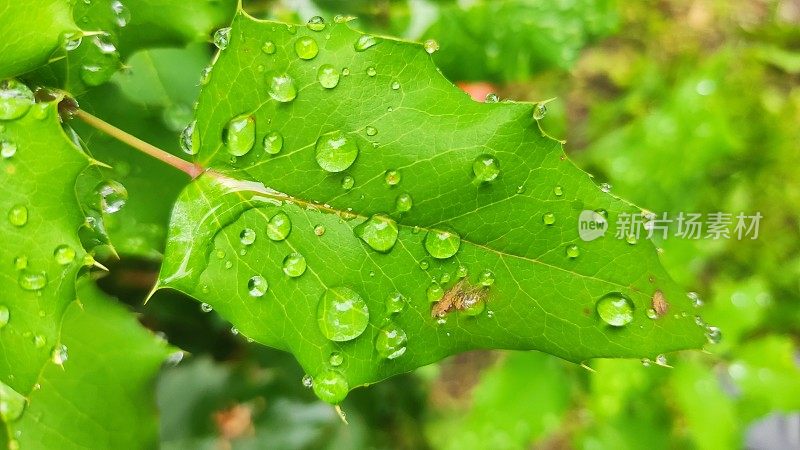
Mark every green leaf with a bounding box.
[0,1,79,79]
[9,280,172,449]
[156,13,706,403]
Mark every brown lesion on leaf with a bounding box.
[431,279,488,318]
[652,289,669,317]
[214,403,254,447]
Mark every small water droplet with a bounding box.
[213,27,231,49]
[341,175,355,190]
[247,275,268,297]
[317,64,340,88]
[239,228,256,245]
[384,169,400,186]
[262,41,276,54]
[0,80,34,120]
[366,125,378,136]
[419,259,430,270]
[266,211,291,241]
[424,228,461,259]
[553,185,563,196]
[295,36,319,60]
[110,0,130,27]
[485,93,499,103]
[0,305,9,329]
[314,224,326,236]
[315,130,359,173]
[312,370,349,404]
[18,270,46,291]
[95,180,128,213]
[354,34,379,51]
[626,234,638,245]
[1,140,17,159]
[472,154,500,182]
[542,212,556,225]
[53,245,76,265]
[355,214,398,252]
[317,287,369,342]
[596,293,634,327]
[565,244,580,258]
[387,292,406,314]
[479,269,495,286]
[282,253,307,277]
[200,302,213,313]
[263,131,283,155]
[457,266,468,278]
[391,81,401,90]
[366,66,377,77]
[8,205,28,227]
[655,354,668,366]
[423,39,439,54]
[268,73,297,102]
[341,67,350,76]
[375,323,407,359]
[427,282,444,302]
[51,344,68,365]
[61,32,82,51]
[395,193,413,212]
[223,115,256,156]
[599,182,612,193]
[329,352,343,367]
[179,120,200,155]
[641,358,651,367]
[533,103,547,120]
[687,291,704,308]
[646,308,658,319]
[308,16,326,31]
[705,326,721,344]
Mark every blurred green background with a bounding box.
[89,0,800,448]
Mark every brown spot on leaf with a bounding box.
[652,290,669,317]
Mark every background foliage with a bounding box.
[2,0,799,448]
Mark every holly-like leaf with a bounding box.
[156,13,706,404]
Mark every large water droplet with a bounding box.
[533,103,547,120]
[472,154,500,182]
[0,381,26,422]
[354,34,379,51]
[180,121,200,155]
[96,180,128,213]
[307,16,326,31]
[266,211,291,241]
[263,131,283,155]
[0,80,34,120]
[312,370,349,404]
[295,36,319,60]
[248,275,268,297]
[1,140,17,159]
[61,32,82,51]
[317,64,340,88]
[424,228,461,259]
[268,73,297,102]
[7,205,28,227]
[18,270,46,291]
[315,130,359,173]
[375,323,408,359]
[0,305,9,329]
[596,293,634,327]
[53,245,76,265]
[223,115,255,156]
[317,286,369,342]
[354,214,398,252]
[282,253,307,277]
[386,292,406,314]
[213,27,231,49]
[395,193,413,212]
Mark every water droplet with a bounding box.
[1,140,17,158]
[423,39,439,54]
[286,24,297,34]
[655,354,668,366]
[485,93,499,103]
[223,115,255,157]
[0,380,26,422]
[646,308,658,319]
[641,358,651,367]
[53,245,75,265]
[200,303,213,313]
[317,64,340,88]
[391,81,401,90]
[375,323,407,359]
[395,193,413,212]
[308,16,326,31]
[268,73,297,102]
[533,103,547,120]
[705,326,721,344]
[7,205,27,227]
[96,180,128,213]
[317,287,369,342]
[0,80,34,120]
[687,291,704,308]
[14,256,28,270]
[341,175,355,190]
[266,212,291,241]
[213,27,231,49]
[383,169,400,186]
[18,270,46,291]
[625,234,638,245]
[248,275,268,297]
[110,0,130,27]
[472,154,500,182]
[261,41,277,55]
[354,34,379,51]
[553,185,563,196]
[424,229,461,259]
[479,270,495,286]
[419,259,430,270]
[596,293,634,327]
[366,66,377,77]
[263,131,283,155]
[35,335,47,348]
[239,228,256,245]
[599,182,612,193]
[341,67,350,76]
[387,292,406,314]
[282,253,307,277]
[51,344,68,365]
[565,244,580,259]
[457,266,468,278]
[328,352,343,368]
[314,224,326,236]
[427,282,444,302]
[61,32,82,51]
[315,130,359,173]
[312,370,349,404]
[354,214,398,252]
[0,306,8,329]
[366,125,378,136]
[179,120,200,155]
[295,36,318,60]
[542,212,557,226]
